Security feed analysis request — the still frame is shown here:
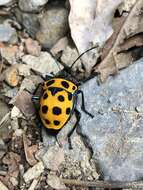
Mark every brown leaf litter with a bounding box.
[94,0,143,82]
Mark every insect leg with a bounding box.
[45,72,54,80]
[68,109,81,149]
[77,90,94,118]
[31,83,43,112]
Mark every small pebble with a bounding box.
[4,66,19,87]
[42,145,64,171]
[50,37,68,56]
[23,161,44,183]
[15,64,31,77]
[11,106,22,118]
[0,24,18,44]
[22,52,63,74]
[25,38,41,56]
[10,177,18,187]
[0,181,9,190]
[47,174,66,190]
[1,45,19,64]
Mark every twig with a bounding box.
[61,178,143,189]
[112,107,143,115]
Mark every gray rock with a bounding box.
[77,58,143,182]
[19,0,48,12]
[4,88,18,99]
[0,24,17,43]
[22,52,63,75]
[14,8,40,38]
[36,7,68,48]
[0,0,13,6]
[61,44,82,72]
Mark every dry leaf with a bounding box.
[119,34,143,51]
[95,0,143,82]
[119,0,137,12]
[23,134,38,166]
[101,17,125,60]
[69,0,123,75]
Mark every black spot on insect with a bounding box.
[49,87,63,96]
[72,86,76,90]
[46,80,55,86]
[45,119,50,124]
[54,120,60,125]
[42,105,48,114]
[66,107,71,115]
[53,107,62,115]
[58,95,65,102]
[43,93,48,99]
[61,81,69,89]
[68,93,72,101]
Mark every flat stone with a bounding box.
[14,8,39,38]
[50,37,68,56]
[1,46,19,64]
[19,0,48,12]
[15,90,36,118]
[4,66,20,87]
[42,145,64,171]
[20,75,43,92]
[25,38,41,56]
[11,106,22,118]
[0,181,9,190]
[0,0,13,6]
[4,88,18,99]
[0,24,18,44]
[47,174,66,190]
[22,52,62,75]
[77,58,143,182]
[15,64,31,77]
[36,7,68,48]
[23,161,44,183]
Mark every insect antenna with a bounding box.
[61,45,98,82]
[70,45,98,70]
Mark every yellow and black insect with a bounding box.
[32,46,96,145]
